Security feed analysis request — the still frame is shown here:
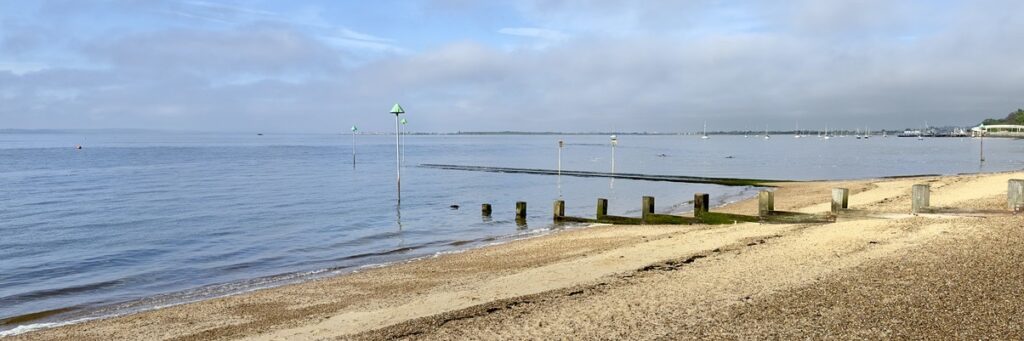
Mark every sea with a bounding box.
[1,130,1021,335]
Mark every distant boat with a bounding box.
[764,126,771,140]
[898,129,922,137]
[701,121,710,139]
[794,121,801,138]
[257,133,263,136]
[863,126,870,139]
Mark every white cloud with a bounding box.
[4,1,1024,132]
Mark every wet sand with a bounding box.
[10,171,1024,340]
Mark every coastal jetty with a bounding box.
[420,164,783,186]
[544,179,1024,225]
[550,191,832,225]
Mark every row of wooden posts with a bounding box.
[483,190,836,226]
[911,179,1024,214]
[480,179,1024,224]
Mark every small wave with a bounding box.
[0,279,123,305]
[0,318,92,337]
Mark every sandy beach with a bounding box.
[10,170,1024,340]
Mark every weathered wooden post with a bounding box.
[597,198,608,218]
[481,203,492,217]
[758,190,774,217]
[553,200,565,221]
[912,184,930,214]
[831,188,849,213]
[1009,179,1024,212]
[694,193,709,217]
[516,201,527,220]
[642,196,655,223]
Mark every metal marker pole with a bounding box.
[401,118,408,168]
[390,103,405,204]
[395,114,401,203]
[557,140,563,177]
[981,132,985,162]
[610,135,617,190]
[351,126,357,167]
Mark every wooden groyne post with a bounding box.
[597,198,608,218]
[642,196,655,223]
[758,190,774,217]
[1009,179,1024,212]
[516,201,527,220]
[481,203,492,217]
[912,184,930,214]
[831,188,849,213]
[694,193,709,217]
[553,200,565,221]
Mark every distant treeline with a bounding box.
[981,108,1024,125]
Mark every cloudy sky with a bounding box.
[1,0,1022,133]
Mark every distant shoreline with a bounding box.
[1,128,988,137]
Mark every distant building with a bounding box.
[971,124,1024,137]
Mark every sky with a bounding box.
[1,0,1023,133]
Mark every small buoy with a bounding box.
[449,205,460,210]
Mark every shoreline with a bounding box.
[0,218,592,336]
[7,170,1024,339]
[0,183,764,336]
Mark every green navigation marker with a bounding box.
[390,103,405,114]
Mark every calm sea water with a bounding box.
[1,131,1021,333]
